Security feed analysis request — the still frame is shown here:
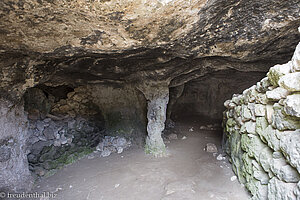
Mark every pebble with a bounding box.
[96,136,131,157]
[230,176,237,181]
[168,133,178,140]
[189,127,194,132]
[182,136,187,140]
[114,184,120,188]
[117,147,123,154]
[101,148,112,157]
[205,143,218,153]
[216,154,226,161]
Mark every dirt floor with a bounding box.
[32,120,250,200]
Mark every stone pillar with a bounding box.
[0,99,33,193]
[138,83,169,157]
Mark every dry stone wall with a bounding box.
[25,84,146,177]
[223,42,300,200]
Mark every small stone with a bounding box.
[117,147,123,154]
[266,104,274,124]
[266,87,290,101]
[189,127,194,132]
[283,94,300,118]
[96,142,104,152]
[60,135,68,145]
[168,133,178,140]
[36,120,45,132]
[38,135,47,141]
[205,143,218,153]
[34,167,46,177]
[43,127,55,140]
[101,148,111,157]
[200,125,206,130]
[181,136,187,140]
[216,154,226,161]
[267,62,291,86]
[244,121,256,134]
[255,104,266,117]
[114,184,120,188]
[291,43,300,72]
[231,176,237,181]
[43,118,51,123]
[53,140,61,147]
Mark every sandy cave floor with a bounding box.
[32,120,250,200]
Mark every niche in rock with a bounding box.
[23,83,148,177]
[171,70,267,122]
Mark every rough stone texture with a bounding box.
[87,84,147,145]
[0,100,33,192]
[0,0,299,193]
[23,85,148,176]
[283,94,300,118]
[279,72,300,92]
[266,87,290,101]
[172,70,265,120]
[0,0,299,103]
[139,83,169,157]
[267,62,291,86]
[223,42,300,200]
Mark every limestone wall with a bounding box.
[173,70,265,120]
[23,84,147,177]
[223,42,300,200]
[0,100,33,192]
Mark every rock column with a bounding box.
[0,99,33,192]
[138,83,169,157]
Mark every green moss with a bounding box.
[144,143,166,157]
[43,146,94,175]
[44,169,57,178]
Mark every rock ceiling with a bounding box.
[0,0,299,101]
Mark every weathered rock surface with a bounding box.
[0,0,299,193]
[223,42,300,200]
[0,100,33,192]
[0,0,299,102]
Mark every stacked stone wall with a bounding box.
[223,42,300,199]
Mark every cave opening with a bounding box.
[15,64,267,199]
[0,0,300,199]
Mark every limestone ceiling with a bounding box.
[0,0,299,101]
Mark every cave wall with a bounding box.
[86,84,147,145]
[223,43,300,199]
[24,83,147,177]
[172,70,266,121]
[0,0,299,193]
[0,100,33,192]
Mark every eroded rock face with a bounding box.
[139,83,169,157]
[0,100,33,192]
[223,42,300,199]
[0,0,299,102]
[0,0,299,193]
[172,70,266,120]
